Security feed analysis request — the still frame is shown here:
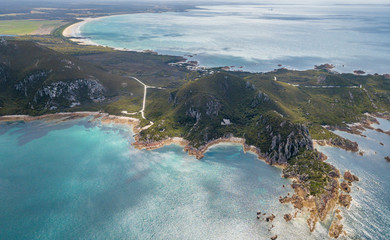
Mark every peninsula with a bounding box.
[0,3,389,238]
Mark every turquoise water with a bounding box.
[0,117,389,239]
[78,3,390,74]
[0,118,297,239]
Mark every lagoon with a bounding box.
[74,3,390,74]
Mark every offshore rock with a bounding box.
[284,213,292,222]
[338,194,352,208]
[340,181,351,193]
[266,214,276,222]
[329,210,344,239]
[344,171,359,182]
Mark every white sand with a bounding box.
[61,15,141,51]
[62,18,105,46]
[63,18,90,38]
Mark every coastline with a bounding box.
[2,111,386,238]
[63,17,105,46]
[62,15,155,52]
[0,112,285,169]
[0,112,141,133]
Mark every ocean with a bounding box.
[0,117,389,239]
[75,3,390,74]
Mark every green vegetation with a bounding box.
[0,40,143,115]
[245,70,390,126]
[309,124,341,140]
[102,97,142,115]
[12,35,114,55]
[0,37,389,198]
[284,150,334,196]
[0,20,64,35]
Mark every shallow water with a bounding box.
[0,118,301,239]
[0,117,388,239]
[77,3,390,74]
[318,119,390,239]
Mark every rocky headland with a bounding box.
[0,111,364,239]
[327,113,390,137]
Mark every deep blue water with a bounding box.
[0,117,389,239]
[76,3,390,74]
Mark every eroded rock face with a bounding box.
[266,124,313,165]
[205,97,221,116]
[0,63,10,83]
[168,92,178,106]
[251,90,269,107]
[33,79,105,110]
[14,71,48,96]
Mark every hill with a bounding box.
[0,39,144,115]
[1,38,389,234]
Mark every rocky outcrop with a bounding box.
[266,214,275,222]
[314,138,358,152]
[385,156,390,162]
[205,97,221,116]
[340,181,351,193]
[344,171,359,182]
[14,70,49,96]
[265,124,313,165]
[279,177,340,233]
[168,92,178,106]
[329,210,344,239]
[0,63,10,83]
[338,194,352,208]
[251,90,269,107]
[283,213,292,222]
[33,79,105,110]
[327,114,387,137]
[315,63,335,71]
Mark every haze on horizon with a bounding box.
[1,0,389,4]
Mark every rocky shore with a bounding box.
[134,134,351,237]
[327,113,390,137]
[279,170,358,238]
[0,112,362,238]
[313,138,359,152]
[279,174,340,232]
[133,135,290,169]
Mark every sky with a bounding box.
[2,0,389,3]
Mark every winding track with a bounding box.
[121,76,164,130]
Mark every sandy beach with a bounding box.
[61,15,154,52]
[62,18,104,46]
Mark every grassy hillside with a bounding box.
[1,38,389,196]
[244,70,390,130]
[0,20,64,35]
[0,39,143,115]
